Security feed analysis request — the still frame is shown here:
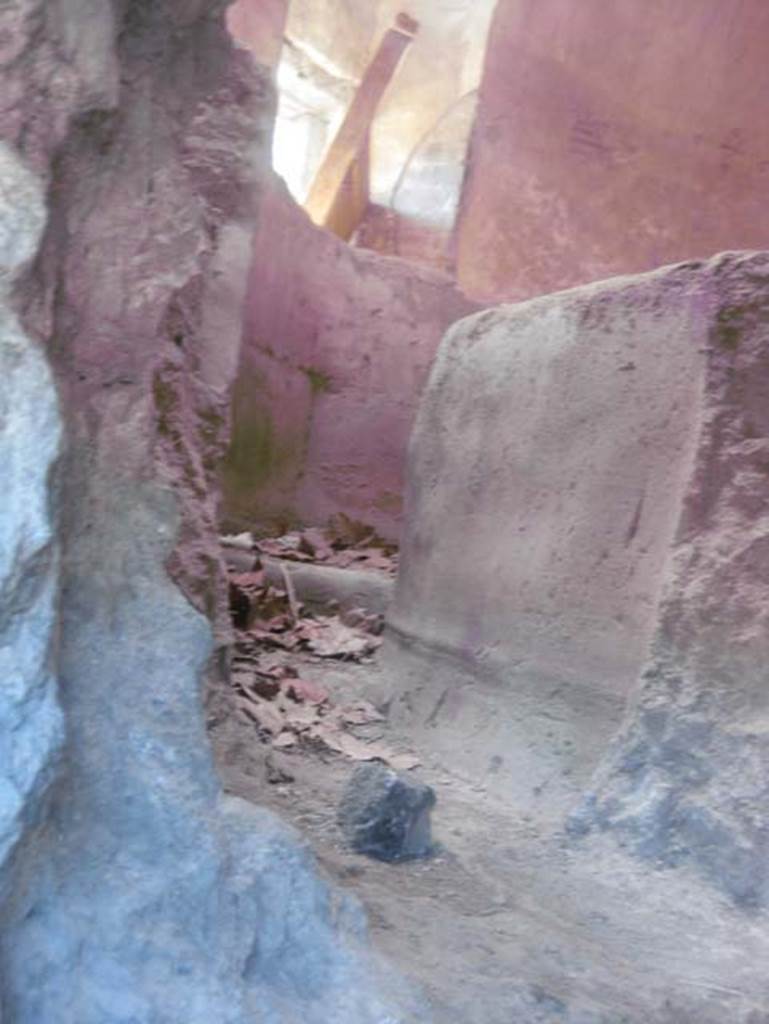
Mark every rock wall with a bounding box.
[0,3,418,1021]
[455,0,769,303]
[386,253,769,843]
[227,0,288,69]
[573,252,769,909]
[221,176,476,540]
[0,145,63,909]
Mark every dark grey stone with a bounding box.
[338,763,436,862]
[568,661,769,908]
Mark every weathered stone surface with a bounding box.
[379,251,769,1016]
[571,253,769,908]
[339,763,435,862]
[387,256,709,819]
[0,142,63,894]
[456,0,769,303]
[0,3,420,1021]
[386,253,769,843]
[221,177,478,541]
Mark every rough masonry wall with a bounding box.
[455,0,769,303]
[222,176,476,540]
[574,252,769,909]
[387,253,769,854]
[387,258,707,818]
[0,3,416,1021]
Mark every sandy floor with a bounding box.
[212,654,769,1024]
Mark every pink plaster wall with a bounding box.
[355,203,455,276]
[226,0,287,68]
[456,0,769,303]
[221,178,477,540]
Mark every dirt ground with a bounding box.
[212,652,769,1024]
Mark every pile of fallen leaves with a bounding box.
[225,513,399,576]
[229,564,384,656]
[226,519,418,771]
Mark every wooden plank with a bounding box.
[304,13,419,230]
[324,133,370,241]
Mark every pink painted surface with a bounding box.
[456,0,769,303]
[356,203,455,276]
[222,178,477,540]
[226,0,287,68]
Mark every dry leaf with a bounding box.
[388,753,422,771]
[251,629,299,651]
[221,532,254,550]
[230,570,266,588]
[283,677,329,706]
[307,723,387,763]
[299,617,379,659]
[258,534,312,562]
[299,528,334,561]
[257,651,296,677]
[249,676,281,700]
[327,512,374,548]
[336,700,385,725]
[236,696,284,735]
[283,703,322,733]
[273,731,298,749]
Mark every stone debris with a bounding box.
[228,537,418,770]
[0,3,430,1020]
[338,763,436,862]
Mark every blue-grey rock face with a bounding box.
[0,463,419,1022]
[0,143,64,893]
[0,6,423,1023]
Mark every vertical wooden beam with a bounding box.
[304,13,419,231]
[324,134,371,241]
